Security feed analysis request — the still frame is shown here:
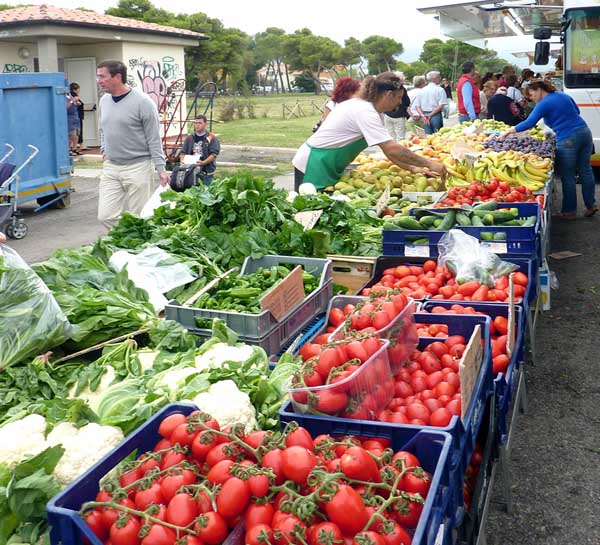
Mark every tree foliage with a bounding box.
[65,0,516,93]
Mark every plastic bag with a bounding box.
[140,185,170,218]
[0,245,72,369]
[438,230,518,287]
[109,246,197,312]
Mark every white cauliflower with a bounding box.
[190,380,257,434]
[0,414,48,468]
[194,343,256,371]
[68,365,117,412]
[47,422,124,486]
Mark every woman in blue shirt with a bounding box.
[502,79,596,219]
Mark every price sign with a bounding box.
[405,244,430,257]
[481,241,508,254]
[459,325,483,421]
[375,186,391,216]
[294,210,323,231]
[507,274,516,357]
[260,265,305,321]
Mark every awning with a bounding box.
[418,1,564,45]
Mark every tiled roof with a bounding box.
[0,4,205,39]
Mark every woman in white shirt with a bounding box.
[293,72,446,190]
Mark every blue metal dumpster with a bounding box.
[0,72,72,209]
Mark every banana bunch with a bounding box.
[444,150,552,191]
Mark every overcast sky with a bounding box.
[17,0,536,66]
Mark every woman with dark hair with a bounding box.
[293,72,446,190]
[69,82,85,152]
[502,79,597,218]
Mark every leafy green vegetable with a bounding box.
[0,446,64,545]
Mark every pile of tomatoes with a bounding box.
[325,293,418,375]
[435,180,543,208]
[83,411,435,545]
[418,304,513,377]
[293,335,393,419]
[463,444,484,512]
[375,335,469,428]
[360,260,528,304]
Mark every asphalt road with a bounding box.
[5,170,600,545]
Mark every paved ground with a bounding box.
[6,160,600,545]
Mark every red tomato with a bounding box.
[160,469,196,502]
[281,446,317,485]
[314,390,348,414]
[245,503,274,528]
[329,307,345,327]
[324,485,369,536]
[206,459,234,485]
[166,493,198,527]
[430,407,453,427]
[85,510,108,542]
[246,525,274,545]
[340,446,379,482]
[109,517,141,545]
[158,413,186,439]
[195,512,229,545]
[352,532,386,545]
[309,522,343,545]
[134,483,164,511]
[392,496,423,529]
[406,403,430,424]
[216,477,251,519]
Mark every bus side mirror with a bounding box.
[534,27,552,40]
[534,42,550,65]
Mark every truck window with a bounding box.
[565,7,600,88]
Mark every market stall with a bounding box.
[0,119,554,545]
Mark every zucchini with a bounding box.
[493,232,508,241]
[433,218,443,228]
[437,210,457,231]
[456,212,471,226]
[522,216,537,227]
[498,219,524,226]
[473,209,518,223]
[411,237,430,245]
[471,215,484,227]
[480,232,494,241]
[419,215,439,227]
[392,216,427,230]
[472,200,498,211]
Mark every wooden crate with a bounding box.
[327,254,376,294]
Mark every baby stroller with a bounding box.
[0,144,39,239]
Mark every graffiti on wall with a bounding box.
[126,55,183,113]
[3,63,29,73]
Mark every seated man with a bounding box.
[181,115,221,185]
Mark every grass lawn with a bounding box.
[216,161,292,179]
[189,92,325,148]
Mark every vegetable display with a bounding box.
[435,181,543,208]
[384,201,537,232]
[193,265,319,314]
[419,304,513,377]
[81,411,434,545]
[0,245,71,370]
[301,334,467,427]
[360,260,528,303]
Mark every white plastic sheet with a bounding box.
[140,185,170,218]
[110,247,196,313]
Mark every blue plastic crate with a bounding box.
[46,403,244,545]
[358,255,537,310]
[383,203,542,260]
[279,418,455,545]
[269,313,327,367]
[457,396,497,545]
[281,313,493,530]
[419,300,526,449]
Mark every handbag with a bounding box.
[169,164,201,192]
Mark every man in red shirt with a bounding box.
[457,61,481,123]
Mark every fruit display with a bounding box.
[419,304,513,377]
[384,201,537,233]
[435,181,544,207]
[359,260,529,303]
[443,150,552,191]
[80,410,436,545]
[484,135,554,158]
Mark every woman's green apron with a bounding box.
[303,138,367,189]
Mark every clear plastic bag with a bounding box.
[438,229,518,287]
[109,247,197,312]
[0,245,72,369]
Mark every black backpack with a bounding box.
[169,164,201,192]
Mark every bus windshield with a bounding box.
[565,7,600,88]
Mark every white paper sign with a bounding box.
[405,244,430,257]
[182,154,201,165]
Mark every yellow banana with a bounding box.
[524,161,550,179]
[489,167,515,184]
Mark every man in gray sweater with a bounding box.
[96,60,169,229]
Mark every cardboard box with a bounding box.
[539,259,551,311]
